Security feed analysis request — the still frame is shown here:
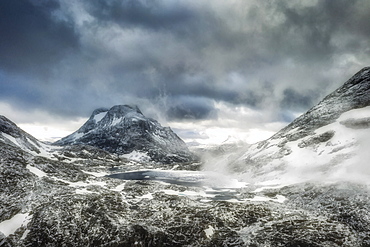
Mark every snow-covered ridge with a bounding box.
[231,67,370,185]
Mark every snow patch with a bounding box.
[111,117,122,126]
[0,213,31,237]
[111,182,126,192]
[93,112,107,123]
[122,151,151,162]
[33,141,56,159]
[139,193,154,200]
[162,189,211,198]
[71,132,84,140]
[2,133,20,147]
[54,177,107,188]
[21,229,30,240]
[75,188,94,194]
[26,165,47,178]
[204,225,215,238]
[82,170,109,177]
[338,105,370,120]
[246,195,286,203]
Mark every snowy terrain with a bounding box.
[228,67,370,186]
[232,106,370,185]
[1,68,370,246]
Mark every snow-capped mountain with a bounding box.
[54,105,195,163]
[230,67,370,184]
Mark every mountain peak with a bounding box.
[109,105,142,115]
[54,104,194,163]
[345,66,370,86]
[89,105,142,123]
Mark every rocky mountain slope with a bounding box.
[0,116,44,155]
[54,105,194,163]
[1,68,370,246]
[229,67,370,184]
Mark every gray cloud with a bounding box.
[1,0,370,130]
[0,0,79,75]
[166,96,217,120]
[84,0,195,30]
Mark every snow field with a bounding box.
[0,213,31,237]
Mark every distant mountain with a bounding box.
[54,105,195,163]
[230,67,370,183]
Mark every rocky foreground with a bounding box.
[1,137,370,246]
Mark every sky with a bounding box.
[1,0,370,145]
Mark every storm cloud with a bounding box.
[1,0,370,142]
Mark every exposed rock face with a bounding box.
[54,105,194,163]
[230,67,370,183]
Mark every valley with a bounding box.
[1,67,370,246]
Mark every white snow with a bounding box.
[71,132,84,140]
[53,177,107,188]
[162,189,211,198]
[93,112,107,123]
[139,193,154,200]
[111,117,122,126]
[111,182,126,192]
[26,165,47,178]
[160,187,286,204]
[338,105,370,120]
[122,151,151,162]
[21,229,30,240]
[204,225,215,238]
[75,188,94,194]
[252,184,288,193]
[0,213,31,237]
[237,105,370,185]
[82,170,109,177]
[246,195,286,203]
[2,133,20,147]
[32,141,57,159]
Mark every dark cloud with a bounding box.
[166,96,217,120]
[85,0,195,30]
[280,88,320,112]
[1,0,370,128]
[0,0,79,76]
